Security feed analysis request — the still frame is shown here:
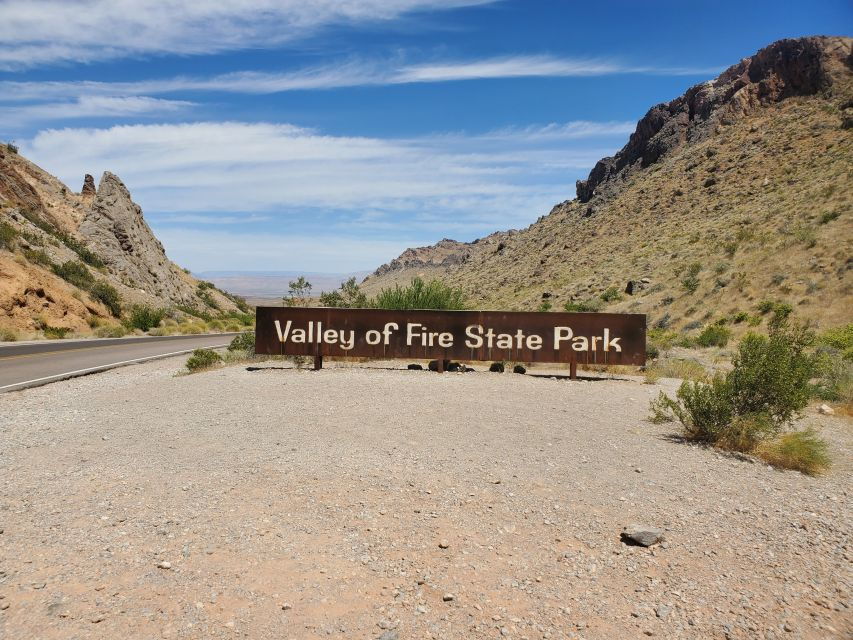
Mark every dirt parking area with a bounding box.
[0,358,850,639]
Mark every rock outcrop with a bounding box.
[80,174,96,198]
[362,37,853,329]
[575,36,852,203]
[78,172,198,304]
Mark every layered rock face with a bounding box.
[78,172,199,304]
[575,36,852,203]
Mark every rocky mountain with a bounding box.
[362,36,853,330]
[0,149,242,335]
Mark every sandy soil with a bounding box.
[0,358,850,639]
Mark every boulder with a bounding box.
[621,524,665,547]
[489,362,505,373]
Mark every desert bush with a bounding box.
[224,310,254,326]
[537,299,553,312]
[228,331,255,354]
[0,327,18,341]
[125,305,165,332]
[647,328,678,353]
[696,324,732,347]
[185,348,222,372]
[819,210,841,224]
[374,277,466,310]
[320,277,369,308]
[225,321,242,332]
[649,318,822,470]
[600,286,622,303]
[94,324,128,338]
[61,235,104,268]
[731,311,749,324]
[757,430,830,475]
[180,322,207,335]
[283,276,313,307]
[0,221,18,250]
[564,298,603,312]
[645,358,708,382]
[5,141,18,154]
[644,368,660,384]
[817,323,853,360]
[22,248,52,266]
[52,260,94,289]
[681,262,702,293]
[207,319,224,331]
[810,349,852,405]
[43,325,72,339]
[89,281,121,316]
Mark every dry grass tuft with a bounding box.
[757,429,831,475]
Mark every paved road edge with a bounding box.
[0,343,230,394]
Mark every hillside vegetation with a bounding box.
[0,147,249,339]
[363,37,852,337]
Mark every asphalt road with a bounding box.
[0,333,239,392]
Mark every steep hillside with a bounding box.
[363,36,853,330]
[0,148,245,337]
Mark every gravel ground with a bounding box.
[0,357,850,640]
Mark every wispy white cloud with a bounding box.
[21,120,623,230]
[1,95,193,126]
[0,55,721,104]
[0,0,498,69]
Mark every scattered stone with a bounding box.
[0,602,9,611]
[513,364,526,374]
[156,561,172,569]
[91,614,106,623]
[621,524,665,547]
[655,604,671,620]
[407,364,423,370]
[378,631,399,640]
[818,404,834,415]
[489,362,505,373]
[442,593,455,601]
[438,540,450,549]
[281,603,292,611]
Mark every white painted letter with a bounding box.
[554,326,573,348]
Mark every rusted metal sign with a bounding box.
[255,307,646,366]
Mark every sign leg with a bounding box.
[437,358,445,373]
[570,360,577,380]
[313,355,323,370]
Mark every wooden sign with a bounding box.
[255,308,646,370]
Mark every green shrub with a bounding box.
[817,323,853,360]
[374,277,466,310]
[680,262,702,294]
[758,430,830,475]
[52,260,94,289]
[90,281,121,316]
[819,210,841,224]
[537,300,553,312]
[650,318,818,461]
[43,325,72,339]
[564,298,603,312]
[95,324,128,338]
[225,321,242,332]
[810,349,852,403]
[126,305,165,331]
[22,248,52,267]
[0,221,18,250]
[5,141,18,154]
[732,311,749,324]
[228,331,255,354]
[320,277,369,308]
[61,235,104,268]
[600,286,622,302]
[696,324,732,347]
[185,348,222,372]
[175,304,213,322]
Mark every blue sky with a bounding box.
[1,0,849,273]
